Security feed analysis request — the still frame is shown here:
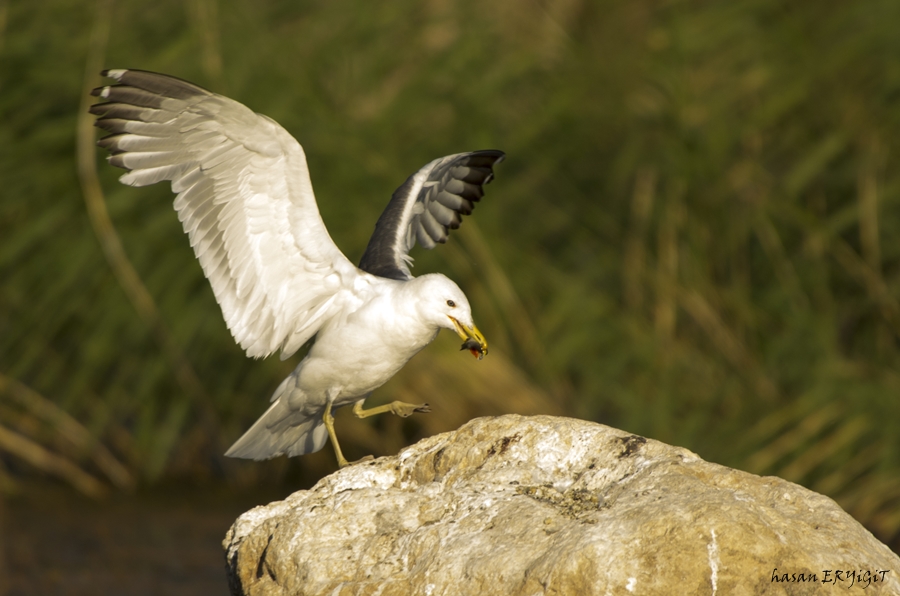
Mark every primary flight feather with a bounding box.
[90,69,503,467]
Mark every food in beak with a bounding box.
[449,316,488,360]
[460,338,486,360]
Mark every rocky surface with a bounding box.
[224,415,900,595]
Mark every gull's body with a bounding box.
[236,274,464,458]
[90,69,503,465]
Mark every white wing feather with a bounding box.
[92,70,358,359]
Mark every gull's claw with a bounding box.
[392,402,430,417]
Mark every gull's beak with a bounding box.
[449,317,488,360]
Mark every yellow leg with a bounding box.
[323,396,350,468]
[352,399,431,419]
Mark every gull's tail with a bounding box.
[224,377,329,460]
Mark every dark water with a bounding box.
[0,485,286,596]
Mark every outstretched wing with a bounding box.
[91,69,359,359]
[358,150,505,281]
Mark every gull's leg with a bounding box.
[323,392,350,468]
[352,399,431,419]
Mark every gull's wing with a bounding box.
[91,69,359,359]
[358,150,505,281]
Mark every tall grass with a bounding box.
[1,0,898,545]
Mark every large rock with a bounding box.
[224,415,900,595]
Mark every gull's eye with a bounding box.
[446,300,456,307]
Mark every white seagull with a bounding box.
[91,69,503,467]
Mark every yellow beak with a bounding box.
[449,317,488,360]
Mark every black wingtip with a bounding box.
[473,149,506,162]
[94,69,213,100]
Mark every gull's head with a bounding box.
[412,274,488,360]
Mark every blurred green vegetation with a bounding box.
[2,0,899,546]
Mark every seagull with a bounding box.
[90,69,503,467]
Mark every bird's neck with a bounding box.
[371,282,440,352]
[392,276,443,326]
